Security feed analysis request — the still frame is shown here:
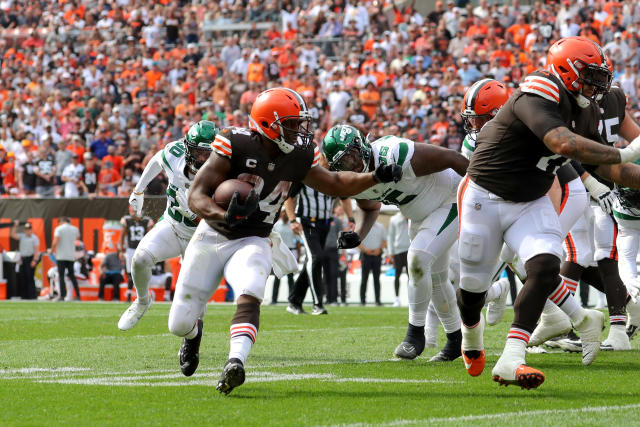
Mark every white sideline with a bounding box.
[334,403,640,426]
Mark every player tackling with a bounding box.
[168,88,402,395]
[118,121,218,330]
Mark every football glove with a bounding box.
[224,189,259,228]
[129,191,144,217]
[337,231,361,249]
[373,164,403,183]
[595,190,616,215]
[619,134,640,163]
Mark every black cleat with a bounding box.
[216,358,245,395]
[311,305,328,315]
[394,323,426,360]
[286,303,307,315]
[179,319,203,377]
[428,329,462,362]
[628,324,639,340]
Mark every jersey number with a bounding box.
[237,173,291,224]
[129,225,145,241]
[599,117,619,144]
[536,154,568,174]
[380,189,417,206]
[166,186,184,222]
[169,143,185,158]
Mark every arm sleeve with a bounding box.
[570,160,587,176]
[134,151,163,193]
[512,94,567,141]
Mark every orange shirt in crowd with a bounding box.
[431,120,450,138]
[466,24,489,39]
[359,88,380,119]
[247,62,265,83]
[506,23,531,48]
[144,69,163,89]
[102,154,124,173]
[98,167,121,185]
[277,51,297,78]
[2,161,16,189]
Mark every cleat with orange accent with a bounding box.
[492,364,545,390]
[462,349,485,377]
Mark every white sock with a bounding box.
[548,278,585,324]
[430,271,461,333]
[501,336,527,363]
[185,322,199,339]
[228,323,257,364]
[425,301,439,341]
[408,276,431,327]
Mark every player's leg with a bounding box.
[593,205,631,349]
[217,236,272,395]
[394,203,459,360]
[371,254,382,305]
[457,179,504,376]
[168,223,235,377]
[613,216,640,343]
[118,221,185,330]
[484,256,512,326]
[360,255,371,305]
[124,248,135,302]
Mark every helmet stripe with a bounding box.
[466,78,492,113]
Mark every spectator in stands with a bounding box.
[90,127,114,160]
[359,221,387,306]
[98,160,122,194]
[99,251,124,302]
[2,152,17,195]
[51,217,80,301]
[11,221,40,300]
[61,153,86,197]
[81,152,100,197]
[34,146,56,197]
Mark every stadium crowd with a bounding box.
[0,0,639,199]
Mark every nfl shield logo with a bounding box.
[474,202,481,211]
[268,162,275,171]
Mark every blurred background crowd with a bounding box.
[1,0,640,198]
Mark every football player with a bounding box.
[119,206,154,301]
[168,88,402,395]
[458,36,640,389]
[532,78,640,350]
[117,120,218,330]
[322,124,469,363]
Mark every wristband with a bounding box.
[133,190,144,195]
[348,217,356,223]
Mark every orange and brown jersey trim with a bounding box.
[212,134,232,158]
[311,146,320,167]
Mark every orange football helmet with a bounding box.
[461,79,509,133]
[546,36,611,103]
[249,87,314,153]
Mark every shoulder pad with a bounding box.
[212,128,233,159]
[520,73,560,103]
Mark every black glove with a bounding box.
[373,164,403,183]
[224,190,259,228]
[337,231,361,249]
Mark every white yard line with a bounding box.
[334,403,640,427]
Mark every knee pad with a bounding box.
[232,302,260,330]
[132,248,155,270]
[168,301,198,337]
[525,253,560,290]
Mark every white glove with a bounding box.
[626,278,640,303]
[619,134,640,163]
[129,191,144,217]
[583,175,615,213]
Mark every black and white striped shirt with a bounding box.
[295,184,335,220]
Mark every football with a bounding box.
[213,179,254,210]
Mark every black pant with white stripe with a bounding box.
[289,218,331,307]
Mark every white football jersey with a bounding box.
[354,136,460,222]
[159,140,199,239]
[461,133,476,160]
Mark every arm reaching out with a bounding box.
[129,151,164,216]
[411,143,469,177]
[303,163,401,197]
[187,153,231,222]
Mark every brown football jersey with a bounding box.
[208,127,319,239]
[468,71,587,202]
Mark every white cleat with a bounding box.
[573,309,604,365]
[528,305,571,347]
[392,297,401,307]
[601,325,631,351]
[486,278,510,326]
[118,297,153,331]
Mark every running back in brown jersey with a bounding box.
[467,71,584,202]
[209,127,318,239]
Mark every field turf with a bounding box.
[1,301,640,426]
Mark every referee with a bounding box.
[285,182,354,315]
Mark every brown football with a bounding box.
[213,179,255,210]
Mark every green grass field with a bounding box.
[1,301,640,426]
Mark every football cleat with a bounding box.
[462,350,486,377]
[574,309,604,365]
[311,305,328,315]
[394,323,426,360]
[286,303,307,315]
[542,335,564,349]
[525,346,548,354]
[528,305,572,347]
[216,358,245,395]
[492,364,545,390]
[486,278,511,326]
[428,329,462,362]
[179,319,203,377]
[117,296,152,331]
[600,325,632,351]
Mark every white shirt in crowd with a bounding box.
[387,212,410,256]
[54,222,80,261]
[62,162,85,197]
[360,222,387,252]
